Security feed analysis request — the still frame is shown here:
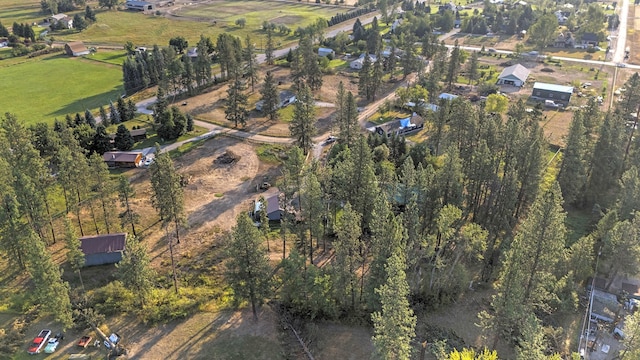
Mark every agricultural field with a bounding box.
[0,0,41,26]
[0,53,123,125]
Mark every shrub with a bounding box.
[93,280,135,315]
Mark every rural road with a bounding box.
[612,0,630,64]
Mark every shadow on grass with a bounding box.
[46,85,124,118]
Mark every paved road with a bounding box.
[448,44,640,69]
[613,0,630,64]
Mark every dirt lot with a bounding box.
[179,66,359,137]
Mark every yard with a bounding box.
[0,53,123,125]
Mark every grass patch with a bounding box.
[0,53,123,125]
[215,193,224,198]
[368,110,412,125]
[170,138,207,158]
[256,143,288,164]
[86,49,128,66]
[328,58,348,69]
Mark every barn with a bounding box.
[65,42,90,57]
[80,233,127,267]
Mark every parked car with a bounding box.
[104,333,120,349]
[324,136,337,145]
[27,329,51,354]
[488,48,497,53]
[144,157,154,167]
[44,337,60,353]
[77,336,92,348]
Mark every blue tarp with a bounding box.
[399,118,411,129]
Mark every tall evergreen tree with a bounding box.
[114,124,133,151]
[265,27,275,65]
[333,203,363,310]
[227,213,272,321]
[63,218,85,291]
[116,235,155,306]
[84,109,96,128]
[466,51,480,85]
[260,71,279,121]
[289,84,316,154]
[371,251,416,360]
[302,171,323,264]
[92,124,111,154]
[558,112,588,206]
[89,153,117,233]
[117,175,139,237]
[243,35,259,92]
[358,54,373,100]
[24,229,73,329]
[225,77,249,127]
[150,144,186,243]
[585,112,625,206]
[195,35,212,88]
[99,105,109,127]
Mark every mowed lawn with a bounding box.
[0,54,123,125]
[0,0,41,25]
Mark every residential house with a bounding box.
[554,10,568,24]
[318,47,335,57]
[186,47,198,60]
[0,38,8,48]
[438,93,458,101]
[581,32,599,46]
[103,151,142,168]
[531,82,574,106]
[80,233,127,266]
[350,53,377,70]
[64,41,90,57]
[253,193,283,221]
[370,113,425,137]
[496,64,530,87]
[255,91,297,111]
[391,18,403,32]
[553,31,575,48]
[49,13,73,29]
[108,128,147,144]
[125,0,156,11]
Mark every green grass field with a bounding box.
[0,53,123,125]
[0,0,41,25]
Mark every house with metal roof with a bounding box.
[531,82,574,106]
[318,47,335,57]
[125,0,156,11]
[80,233,127,266]
[497,64,530,87]
[438,93,458,101]
[370,112,425,137]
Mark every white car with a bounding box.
[44,337,59,353]
[144,157,154,166]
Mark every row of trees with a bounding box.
[122,35,213,96]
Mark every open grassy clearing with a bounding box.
[86,49,128,66]
[0,53,123,125]
[0,0,41,26]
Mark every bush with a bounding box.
[93,280,135,315]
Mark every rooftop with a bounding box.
[498,64,530,82]
[80,233,127,255]
[533,82,574,94]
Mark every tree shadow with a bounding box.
[46,85,124,118]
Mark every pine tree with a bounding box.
[186,113,194,132]
[289,84,316,154]
[63,218,85,292]
[73,14,87,31]
[84,109,96,128]
[333,203,362,310]
[260,71,279,121]
[491,183,567,341]
[195,35,212,88]
[466,51,480,85]
[302,171,323,264]
[117,175,139,237]
[225,78,249,127]
[617,167,640,220]
[244,35,259,92]
[621,310,640,359]
[265,27,275,65]
[358,54,373,100]
[585,113,625,206]
[116,235,155,306]
[84,6,96,22]
[89,153,117,233]
[257,196,270,251]
[114,124,134,151]
[99,105,109,127]
[92,124,111,154]
[446,40,462,88]
[150,144,186,244]
[24,229,73,329]
[558,112,588,206]
[227,213,272,321]
[371,250,416,360]
[340,91,359,147]
[602,214,640,290]
[181,53,196,96]
[109,101,121,125]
